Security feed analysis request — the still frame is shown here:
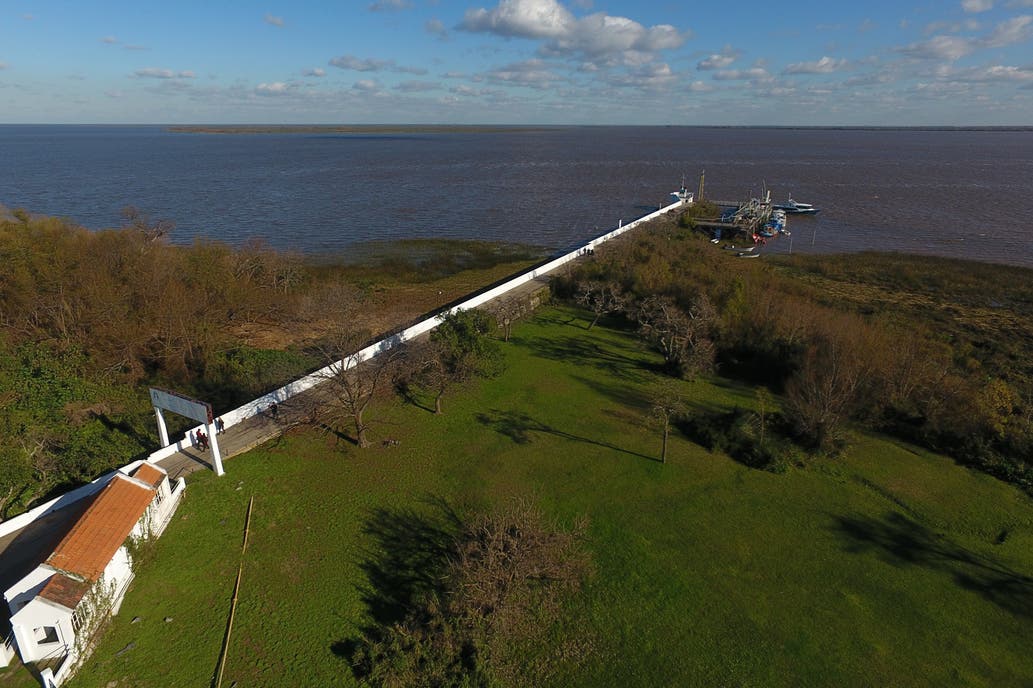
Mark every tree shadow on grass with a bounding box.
[331,496,464,673]
[570,374,650,411]
[394,379,437,414]
[833,511,1033,619]
[475,409,658,462]
[525,333,656,382]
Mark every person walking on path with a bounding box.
[197,429,209,452]
[215,417,225,434]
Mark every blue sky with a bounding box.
[1,0,1032,124]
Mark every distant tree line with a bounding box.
[557,217,1033,491]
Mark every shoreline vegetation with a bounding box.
[0,205,1030,520]
[167,124,560,135]
[1,207,1032,686]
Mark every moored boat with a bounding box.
[671,175,695,204]
[773,195,819,214]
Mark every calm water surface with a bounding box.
[1,125,1031,267]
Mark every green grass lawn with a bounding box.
[44,306,1033,687]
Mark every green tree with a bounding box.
[422,309,503,415]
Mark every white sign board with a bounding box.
[149,387,213,425]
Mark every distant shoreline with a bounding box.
[167,124,559,135]
[164,124,1033,135]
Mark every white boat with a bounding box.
[773,196,819,214]
[671,186,695,204]
[670,176,695,205]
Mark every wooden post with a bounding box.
[214,496,254,688]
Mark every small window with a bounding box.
[34,626,59,645]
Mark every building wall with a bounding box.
[9,598,72,664]
[4,567,55,616]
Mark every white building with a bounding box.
[3,462,184,686]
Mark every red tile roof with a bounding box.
[38,573,90,610]
[132,462,166,489]
[45,475,155,583]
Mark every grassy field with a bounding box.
[14,305,1030,687]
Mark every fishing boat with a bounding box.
[773,195,819,214]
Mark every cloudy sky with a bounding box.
[1,0,1032,125]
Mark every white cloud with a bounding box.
[133,68,196,79]
[426,18,448,38]
[303,67,326,77]
[483,58,563,88]
[461,0,572,38]
[962,0,994,12]
[844,71,894,87]
[22,13,34,20]
[329,54,427,75]
[899,34,978,60]
[101,36,118,44]
[450,84,497,96]
[983,14,1033,46]
[353,79,382,91]
[369,0,413,10]
[697,52,736,71]
[924,18,981,34]
[783,56,848,74]
[105,90,122,98]
[395,80,440,92]
[688,80,714,92]
[256,82,292,94]
[264,14,285,27]
[712,67,771,81]
[459,0,686,63]
[606,61,677,89]
[0,62,7,70]
[952,63,1033,81]
[900,15,1033,61]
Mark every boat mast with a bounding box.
[698,169,705,202]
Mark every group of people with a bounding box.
[191,417,225,452]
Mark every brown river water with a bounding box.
[2,125,1031,267]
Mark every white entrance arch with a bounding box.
[149,387,225,476]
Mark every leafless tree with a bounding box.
[784,323,873,451]
[635,293,716,377]
[121,205,174,242]
[320,347,404,448]
[575,280,626,329]
[648,379,687,463]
